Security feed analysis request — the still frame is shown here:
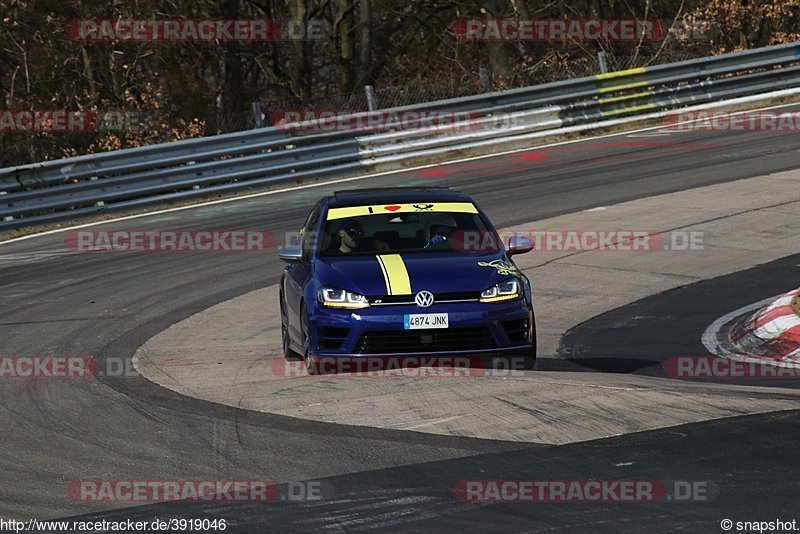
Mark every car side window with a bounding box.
[301,202,322,260]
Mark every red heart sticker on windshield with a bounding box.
[384,205,401,212]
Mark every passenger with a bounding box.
[424,214,458,249]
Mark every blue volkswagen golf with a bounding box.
[278,187,536,374]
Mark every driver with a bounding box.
[335,219,388,253]
[424,214,458,248]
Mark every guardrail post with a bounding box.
[598,52,608,74]
[365,85,377,111]
[252,102,264,128]
[479,67,491,92]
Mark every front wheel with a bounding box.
[519,308,537,370]
[280,295,301,360]
[518,341,536,370]
[300,303,321,375]
[520,313,537,370]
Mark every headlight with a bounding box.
[318,287,370,309]
[480,279,520,303]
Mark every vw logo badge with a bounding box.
[415,290,434,308]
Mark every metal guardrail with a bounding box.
[3,41,800,232]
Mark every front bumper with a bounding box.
[308,299,534,357]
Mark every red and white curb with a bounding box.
[731,288,800,361]
[703,289,800,366]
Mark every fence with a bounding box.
[2,42,800,232]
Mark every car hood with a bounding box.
[315,251,517,296]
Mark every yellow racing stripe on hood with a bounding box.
[376,254,412,295]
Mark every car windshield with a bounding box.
[319,208,500,256]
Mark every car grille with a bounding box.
[355,327,496,354]
[368,291,480,305]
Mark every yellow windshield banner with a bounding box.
[327,202,478,220]
[376,254,412,295]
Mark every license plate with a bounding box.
[404,313,449,330]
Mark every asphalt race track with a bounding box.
[2,110,800,531]
[562,253,800,388]
[39,410,800,532]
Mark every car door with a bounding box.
[283,201,322,346]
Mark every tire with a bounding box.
[305,355,320,375]
[521,310,537,370]
[519,341,537,370]
[300,302,321,375]
[280,294,301,360]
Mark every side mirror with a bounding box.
[507,235,534,257]
[278,245,303,263]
